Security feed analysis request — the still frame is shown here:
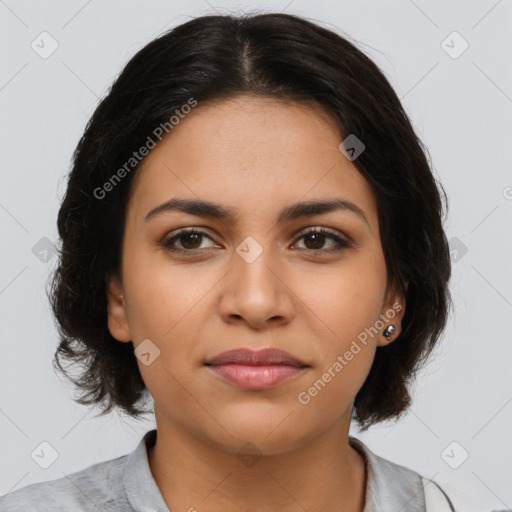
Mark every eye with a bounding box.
[161,228,217,253]
[160,226,351,255]
[293,227,352,253]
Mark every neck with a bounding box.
[147,417,367,512]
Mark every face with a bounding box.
[107,95,405,455]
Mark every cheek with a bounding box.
[299,255,386,347]
[122,246,214,340]
[294,282,381,425]
[292,255,385,398]
[121,250,221,397]
[293,345,375,442]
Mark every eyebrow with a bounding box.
[144,197,370,228]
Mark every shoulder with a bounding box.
[422,476,488,512]
[349,436,456,511]
[0,452,130,512]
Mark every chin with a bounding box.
[207,414,315,456]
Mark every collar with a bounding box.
[123,429,169,511]
[349,436,425,511]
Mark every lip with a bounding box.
[204,348,309,390]
[205,348,307,367]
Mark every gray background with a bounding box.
[1,0,511,509]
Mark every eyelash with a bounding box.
[160,227,352,255]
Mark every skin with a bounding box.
[106,95,406,512]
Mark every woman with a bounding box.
[0,12,470,511]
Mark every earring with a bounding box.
[383,324,395,340]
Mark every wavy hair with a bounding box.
[48,12,452,431]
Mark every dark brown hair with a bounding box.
[48,12,452,431]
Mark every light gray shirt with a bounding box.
[0,429,453,511]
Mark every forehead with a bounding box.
[127,96,378,229]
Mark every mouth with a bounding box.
[204,348,310,390]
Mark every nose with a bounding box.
[218,246,296,330]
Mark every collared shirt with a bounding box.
[0,429,448,511]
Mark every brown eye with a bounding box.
[162,229,216,253]
[161,226,351,256]
[294,227,351,253]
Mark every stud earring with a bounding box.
[383,324,395,340]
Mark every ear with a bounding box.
[106,273,132,343]
[377,280,408,347]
